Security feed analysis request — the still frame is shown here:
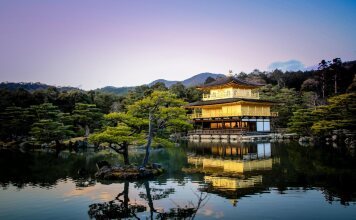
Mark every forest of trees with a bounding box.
[0,83,197,165]
[0,58,355,148]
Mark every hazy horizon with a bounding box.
[1,0,356,90]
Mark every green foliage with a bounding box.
[71,103,104,136]
[259,85,303,128]
[29,103,62,120]
[127,90,192,133]
[89,90,191,165]
[28,103,75,144]
[89,125,145,145]
[288,108,315,135]
[311,93,356,135]
[105,112,148,129]
[0,106,34,139]
[170,83,202,103]
[56,90,92,112]
[150,82,168,91]
[288,92,356,136]
[30,119,74,145]
[93,92,122,113]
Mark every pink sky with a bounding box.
[0,0,355,90]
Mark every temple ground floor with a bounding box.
[191,117,271,133]
[188,117,276,141]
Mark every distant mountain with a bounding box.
[148,79,179,88]
[0,82,78,92]
[96,86,134,95]
[0,72,225,95]
[149,72,225,88]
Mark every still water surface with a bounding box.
[1,141,356,219]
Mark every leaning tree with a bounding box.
[89,90,192,167]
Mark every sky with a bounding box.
[0,0,356,90]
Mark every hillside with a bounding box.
[149,72,224,87]
[95,86,134,95]
[0,82,78,92]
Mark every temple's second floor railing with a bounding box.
[188,111,278,119]
[202,91,259,101]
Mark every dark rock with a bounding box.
[78,168,88,176]
[332,135,338,142]
[95,165,164,180]
[95,166,112,179]
[152,163,162,169]
[96,161,111,170]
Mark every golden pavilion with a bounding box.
[186,75,278,135]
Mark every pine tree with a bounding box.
[71,103,103,136]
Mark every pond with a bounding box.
[1,141,356,219]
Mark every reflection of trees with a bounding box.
[136,181,209,219]
[156,191,209,220]
[135,181,175,219]
[89,180,209,220]
[88,181,146,219]
[0,149,106,189]
[268,142,356,205]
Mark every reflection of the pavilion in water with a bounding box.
[186,142,280,203]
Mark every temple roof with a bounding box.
[197,76,264,89]
[186,98,278,107]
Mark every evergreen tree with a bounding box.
[127,90,192,166]
[28,103,74,149]
[0,106,33,140]
[71,103,104,136]
[288,108,315,136]
[89,112,147,165]
[311,93,356,135]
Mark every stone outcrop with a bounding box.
[95,161,164,180]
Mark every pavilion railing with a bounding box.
[202,91,259,101]
[188,111,278,119]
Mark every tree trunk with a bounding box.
[55,140,62,157]
[334,73,338,94]
[142,111,153,167]
[85,124,90,137]
[123,141,130,165]
[108,142,130,165]
[322,74,325,99]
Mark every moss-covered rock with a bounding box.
[95,162,164,180]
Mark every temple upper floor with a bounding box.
[197,76,263,101]
[203,87,259,101]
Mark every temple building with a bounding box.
[186,75,278,137]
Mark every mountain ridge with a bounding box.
[149,72,225,88]
[0,72,225,95]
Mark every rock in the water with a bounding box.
[78,168,88,176]
[299,136,313,143]
[95,164,164,180]
[152,163,162,169]
[95,166,112,179]
[332,135,338,142]
[96,161,111,170]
